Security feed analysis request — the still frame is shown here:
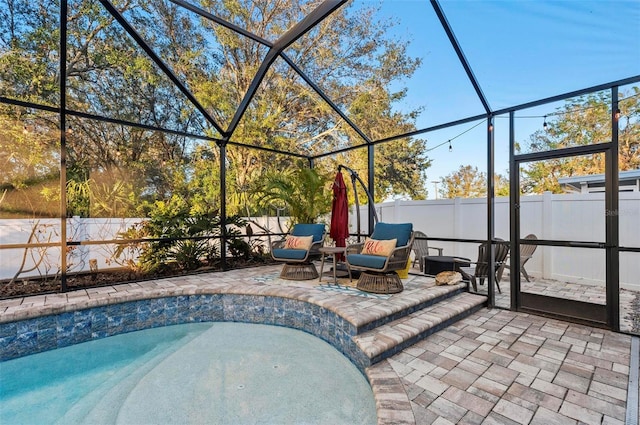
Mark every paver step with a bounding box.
[353,292,487,364]
[354,281,468,333]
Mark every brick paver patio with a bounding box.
[385,307,634,424]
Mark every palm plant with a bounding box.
[256,167,331,225]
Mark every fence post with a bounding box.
[454,197,462,256]
[394,199,401,223]
[69,216,89,273]
[542,191,553,280]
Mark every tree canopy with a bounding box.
[439,165,508,199]
[2,0,634,216]
[519,88,639,194]
[0,0,430,217]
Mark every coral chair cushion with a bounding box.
[361,238,397,257]
[284,235,314,250]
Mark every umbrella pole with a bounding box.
[351,173,362,242]
[338,165,379,242]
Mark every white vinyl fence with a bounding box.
[1,192,638,289]
[353,192,639,290]
[0,216,285,281]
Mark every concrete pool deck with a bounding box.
[1,264,638,425]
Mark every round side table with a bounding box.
[318,246,351,284]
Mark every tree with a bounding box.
[194,0,431,205]
[519,88,639,194]
[1,0,200,216]
[495,174,510,197]
[255,166,331,225]
[440,165,484,199]
[0,107,60,217]
[439,165,508,199]
[1,0,432,218]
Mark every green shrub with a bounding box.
[115,198,265,274]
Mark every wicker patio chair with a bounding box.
[346,222,414,294]
[271,223,325,280]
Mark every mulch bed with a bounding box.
[629,292,640,334]
[0,257,274,299]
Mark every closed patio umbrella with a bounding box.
[330,171,349,261]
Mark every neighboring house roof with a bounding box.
[558,169,640,193]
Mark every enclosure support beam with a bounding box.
[606,86,620,331]
[430,0,491,114]
[226,0,348,136]
[486,116,495,307]
[368,145,376,235]
[99,0,226,136]
[509,112,520,311]
[283,54,373,146]
[60,0,69,292]
[219,141,228,271]
[170,0,272,47]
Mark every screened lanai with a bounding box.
[1,0,639,334]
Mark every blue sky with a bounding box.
[364,0,640,198]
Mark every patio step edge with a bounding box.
[356,282,467,333]
[353,292,487,365]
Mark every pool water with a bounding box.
[0,322,376,424]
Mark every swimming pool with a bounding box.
[0,322,376,424]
